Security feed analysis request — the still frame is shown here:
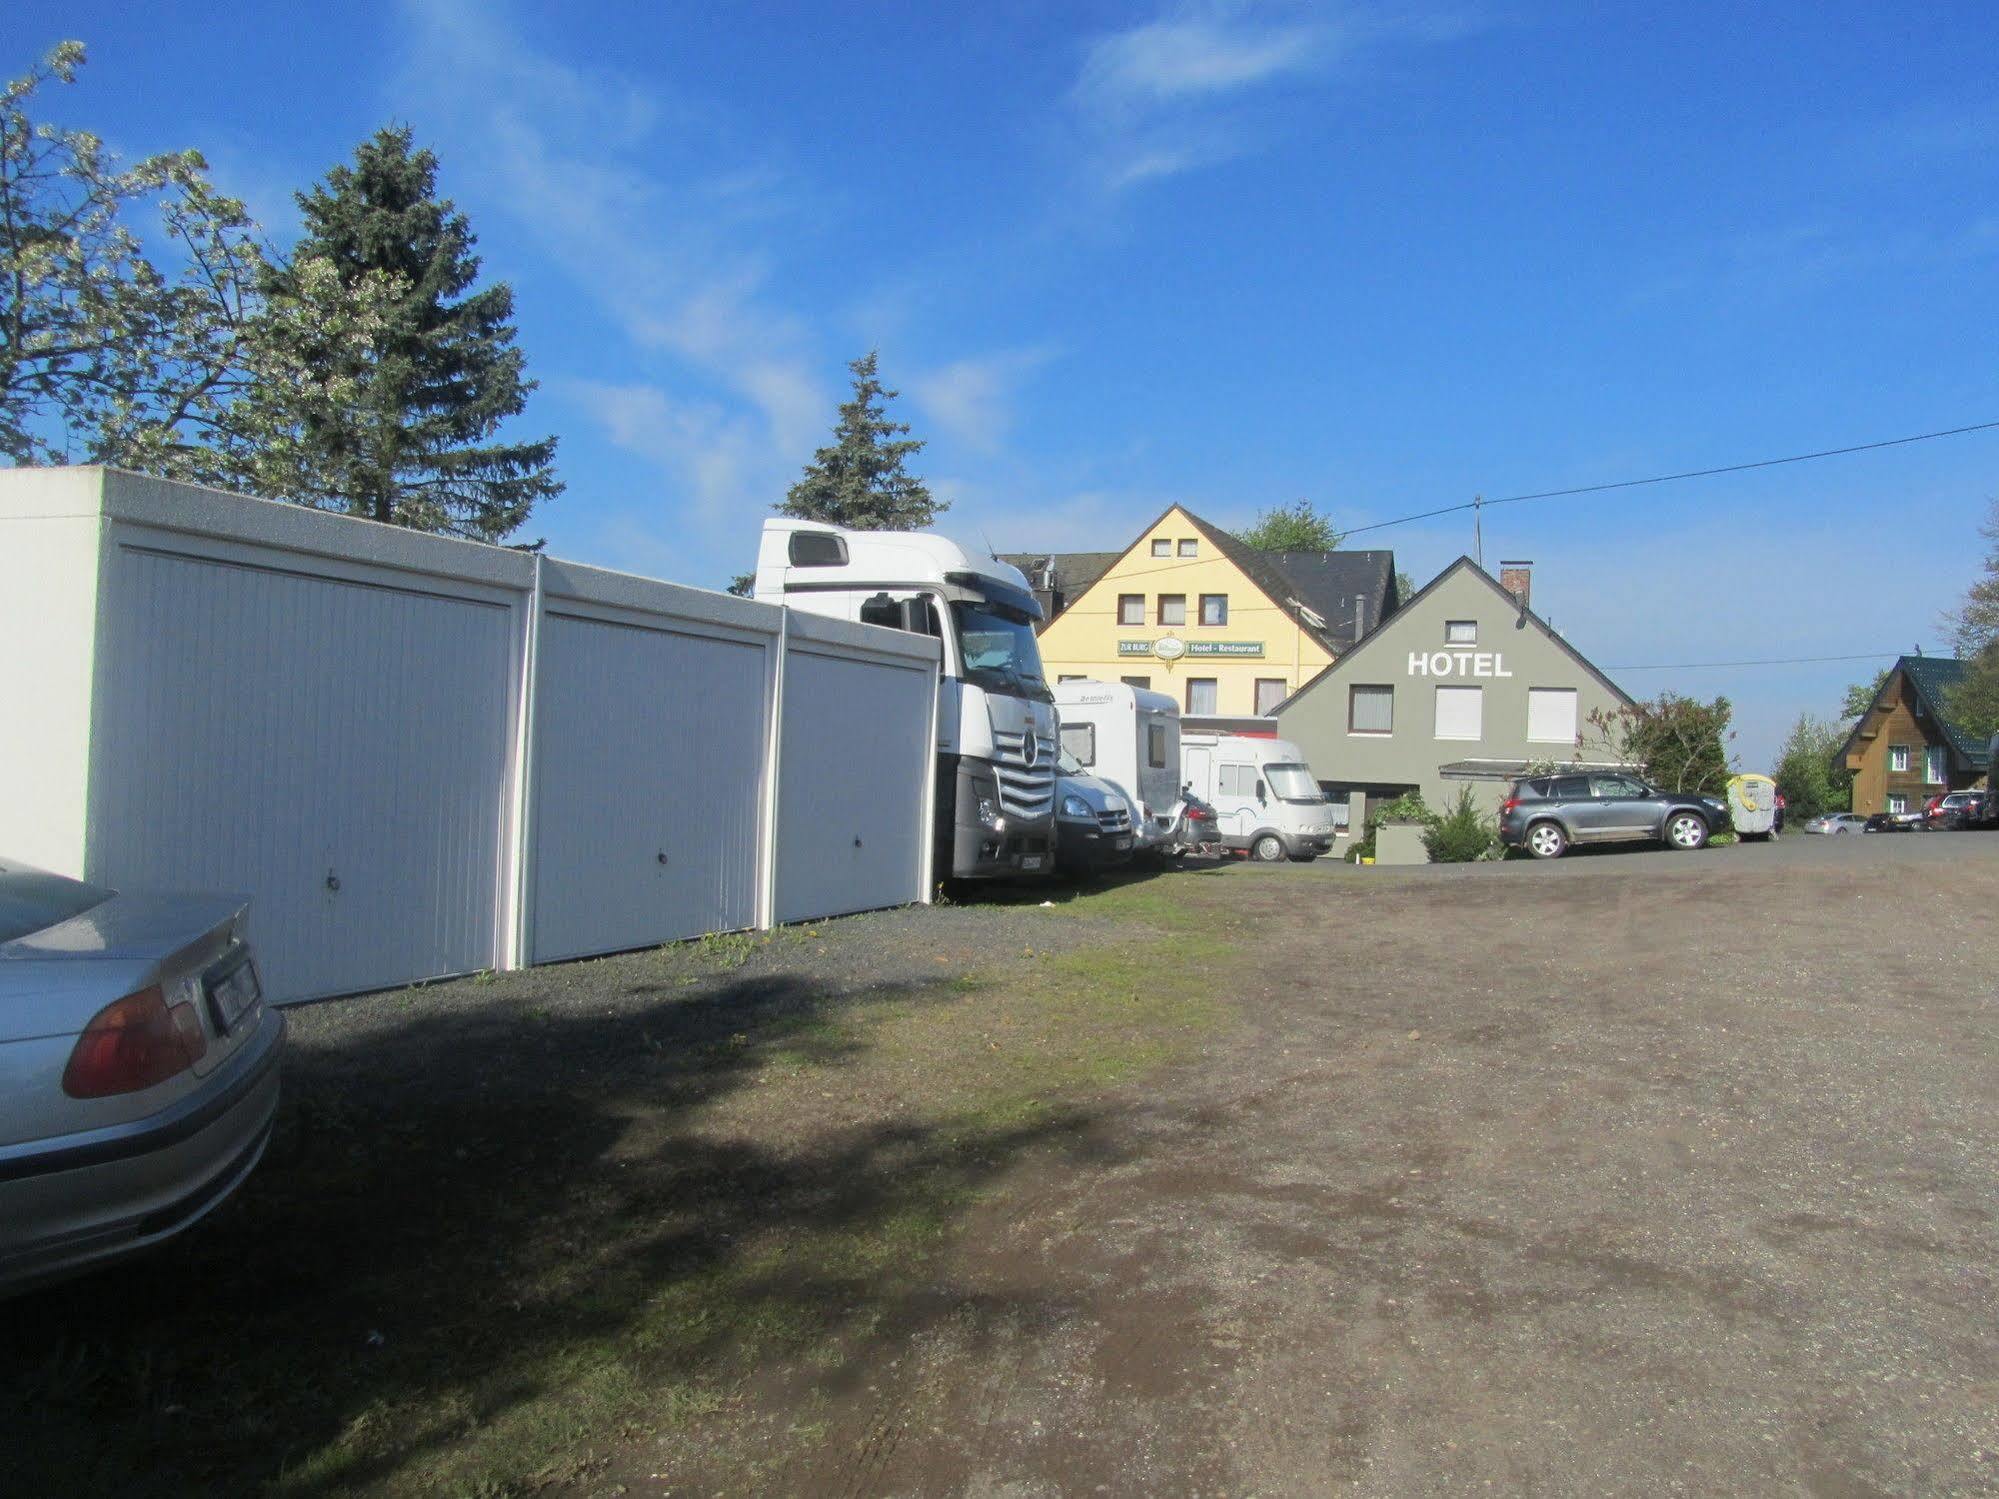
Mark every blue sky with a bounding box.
[16,0,1999,766]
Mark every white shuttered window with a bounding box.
[1435,685,1483,740]
[1527,687,1579,744]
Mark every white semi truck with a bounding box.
[753,519,1058,880]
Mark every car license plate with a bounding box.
[1115,836,1132,850]
[205,953,262,1035]
[1020,855,1044,871]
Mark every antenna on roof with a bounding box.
[1472,494,1484,568]
[977,525,997,561]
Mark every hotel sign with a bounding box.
[1408,651,1512,678]
[1118,638,1265,659]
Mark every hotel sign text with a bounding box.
[1408,651,1512,678]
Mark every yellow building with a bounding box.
[1005,506,1399,718]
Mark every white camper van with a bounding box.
[1180,732,1338,862]
[753,519,1058,880]
[1052,681,1182,849]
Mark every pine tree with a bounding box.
[240,126,559,542]
[777,351,941,530]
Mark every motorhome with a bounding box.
[1180,732,1339,862]
[753,519,1057,879]
[1052,680,1183,849]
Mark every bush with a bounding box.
[1422,786,1500,863]
[1347,790,1432,862]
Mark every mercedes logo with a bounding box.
[1022,732,1038,768]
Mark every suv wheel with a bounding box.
[1526,821,1568,859]
[1665,812,1709,851]
[1251,833,1286,862]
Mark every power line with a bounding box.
[1607,651,1902,671]
[1341,418,1999,538]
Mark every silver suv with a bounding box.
[1498,772,1729,860]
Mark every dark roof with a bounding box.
[1163,511,1395,655]
[995,551,1121,621]
[1839,655,1991,770]
[1274,555,1636,715]
[1263,549,1399,643]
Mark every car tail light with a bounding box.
[62,985,208,1098]
[1500,797,1521,815]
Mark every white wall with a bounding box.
[0,468,939,1003]
[0,468,106,874]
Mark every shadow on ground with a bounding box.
[0,962,1125,1496]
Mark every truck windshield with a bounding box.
[952,601,1052,702]
[1264,764,1324,803]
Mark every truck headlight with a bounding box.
[977,795,1004,831]
[1061,793,1092,819]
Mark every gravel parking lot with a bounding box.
[7,834,1996,1496]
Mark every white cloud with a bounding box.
[908,347,1058,453]
[1076,13,1325,113]
[395,0,827,511]
[1069,2,1483,192]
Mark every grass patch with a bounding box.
[2,872,1242,1497]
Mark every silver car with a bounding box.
[0,858,285,1296]
[1803,813,1868,835]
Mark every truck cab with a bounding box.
[1180,732,1338,862]
[753,520,1057,879]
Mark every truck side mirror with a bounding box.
[1255,780,1267,804]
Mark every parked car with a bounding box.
[1803,812,1868,835]
[0,858,285,1297]
[1053,752,1136,875]
[1498,773,1730,860]
[1926,791,1985,829]
[1863,812,1919,832]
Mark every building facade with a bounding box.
[1019,505,1397,718]
[1838,655,1991,814]
[1274,557,1636,833]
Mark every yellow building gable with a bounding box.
[1035,505,1338,717]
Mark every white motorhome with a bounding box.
[1052,680,1182,848]
[754,519,1058,879]
[1180,732,1339,862]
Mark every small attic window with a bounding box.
[1178,539,1198,557]
[1151,538,1171,557]
[788,531,848,566]
[1445,620,1477,645]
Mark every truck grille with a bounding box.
[992,729,1056,819]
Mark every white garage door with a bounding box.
[88,547,515,1003]
[773,647,931,925]
[530,613,767,962]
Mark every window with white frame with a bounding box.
[1435,685,1484,740]
[1925,745,1946,783]
[1349,684,1393,734]
[1445,620,1478,645]
[1889,744,1910,772]
[1887,793,1908,814]
[1526,687,1579,744]
[1219,764,1257,795]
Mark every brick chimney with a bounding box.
[1498,559,1533,610]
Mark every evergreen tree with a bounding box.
[242,126,559,542]
[1236,498,1342,552]
[1840,667,1890,721]
[778,351,941,530]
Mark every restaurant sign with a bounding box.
[1118,638,1264,660]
